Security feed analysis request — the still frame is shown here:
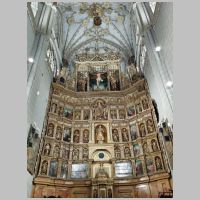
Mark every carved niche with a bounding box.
[95,125,107,144]
[92,99,108,120]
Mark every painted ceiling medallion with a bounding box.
[94,16,102,26]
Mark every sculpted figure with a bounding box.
[96,125,105,144]
[44,143,51,156]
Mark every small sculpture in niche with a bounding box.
[96,125,106,144]
[110,109,117,119]
[82,147,88,160]
[122,128,129,142]
[47,123,54,137]
[93,189,98,198]
[58,106,64,116]
[155,156,163,171]
[74,111,81,120]
[83,110,90,120]
[136,102,143,114]
[73,147,79,160]
[51,103,57,113]
[53,145,60,158]
[151,139,159,152]
[124,146,131,158]
[55,126,62,140]
[62,147,69,159]
[119,109,126,119]
[146,119,155,133]
[43,143,51,156]
[83,129,89,143]
[139,123,146,137]
[108,189,112,198]
[112,129,119,142]
[143,142,148,154]
[115,145,121,159]
[73,130,80,143]
[40,160,48,175]
[92,99,108,120]
[142,98,149,110]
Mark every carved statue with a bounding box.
[136,103,143,114]
[41,160,48,175]
[53,145,60,158]
[47,123,54,137]
[139,123,146,137]
[110,110,117,119]
[142,98,149,110]
[151,139,158,151]
[51,103,57,113]
[96,125,105,144]
[44,143,51,156]
[82,148,88,160]
[122,128,129,142]
[93,99,108,120]
[124,146,131,158]
[112,129,119,142]
[73,130,80,143]
[62,148,69,159]
[147,119,155,133]
[115,146,121,159]
[58,106,64,116]
[119,110,125,119]
[83,110,90,120]
[110,75,117,90]
[74,111,81,120]
[96,73,103,88]
[143,142,148,154]
[55,127,62,140]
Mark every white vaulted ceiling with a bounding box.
[56,2,137,65]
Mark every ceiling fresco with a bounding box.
[56,2,137,66]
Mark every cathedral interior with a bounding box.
[27,2,173,198]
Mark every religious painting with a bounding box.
[74,110,81,120]
[63,127,71,142]
[127,105,136,117]
[130,123,137,140]
[40,160,48,175]
[83,109,90,120]
[95,125,107,144]
[73,130,80,143]
[115,161,133,177]
[146,158,155,174]
[133,144,141,157]
[119,109,126,119]
[112,129,119,142]
[60,162,68,179]
[155,156,163,171]
[27,125,40,175]
[110,109,117,119]
[139,123,146,137]
[121,128,129,142]
[92,99,108,120]
[46,123,54,137]
[49,160,58,177]
[136,160,144,176]
[109,70,120,91]
[77,72,87,92]
[151,139,159,152]
[64,107,73,120]
[142,98,149,110]
[71,163,88,179]
[89,72,108,91]
[146,118,155,133]
[83,129,89,143]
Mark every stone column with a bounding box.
[67,161,72,179]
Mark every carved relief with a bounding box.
[83,110,90,120]
[82,147,88,160]
[53,145,60,158]
[142,98,149,110]
[124,146,131,158]
[55,126,62,140]
[92,99,108,120]
[47,123,54,137]
[119,109,126,119]
[139,123,146,137]
[143,142,148,154]
[51,103,57,113]
[155,156,163,171]
[74,110,81,120]
[110,109,117,119]
[40,160,48,175]
[43,143,51,156]
[146,119,155,133]
[115,145,121,159]
[95,125,107,144]
[73,147,79,160]
[151,139,159,152]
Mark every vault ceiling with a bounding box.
[56,2,137,65]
